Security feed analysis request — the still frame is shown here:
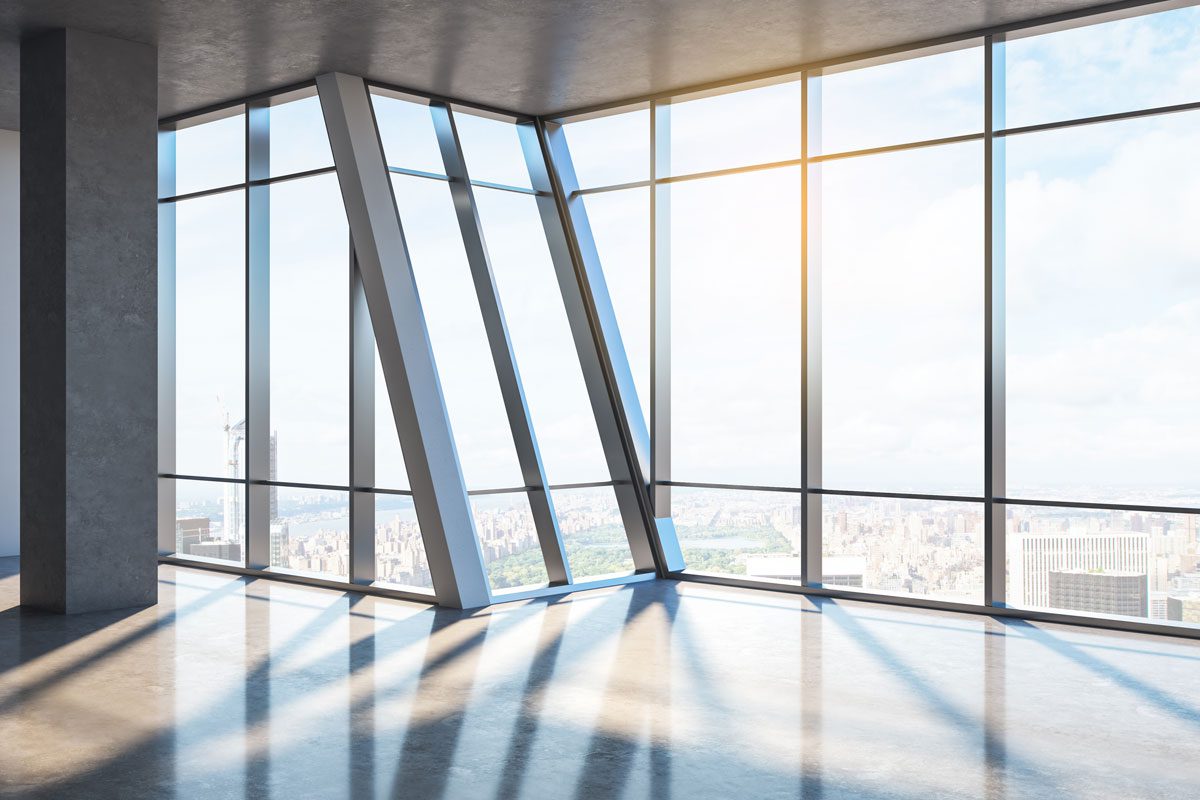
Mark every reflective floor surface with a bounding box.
[1,557,1199,799]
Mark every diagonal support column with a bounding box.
[317,72,490,609]
[521,118,684,574]
[430,102,572,586]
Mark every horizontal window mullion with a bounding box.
[994,97,1200,139]
[158,182,246,204]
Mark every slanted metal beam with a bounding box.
[317,72,491,609]
[430,102,572,586]
[522,117,684,573]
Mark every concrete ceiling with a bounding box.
[0,0,1136,129]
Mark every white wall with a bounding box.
[0,129,17,556]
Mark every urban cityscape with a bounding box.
[177,471,1200,624]
[175,478,637,591]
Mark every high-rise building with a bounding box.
[744,555,803,582]
[187,540,243,562]
[270,521,290,567]
[1166,595,1200,624]
[1047,570,1148,617]
[269,431,278,520]
[1009,532,1148,609]
[1149,591,1170,621]
[175,517,210,552]
[822,555,866,587]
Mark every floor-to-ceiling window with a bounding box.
[813,46,986,604]
[555,1,1200,631]
[1001,4,1200,624]
[160,84,651,603]
[160,1,1200,629]
[162,110,247,569]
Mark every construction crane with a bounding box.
[217,396,246,543]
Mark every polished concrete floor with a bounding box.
[1,557,1198,799]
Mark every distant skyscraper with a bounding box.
[1167,595,1200,624]
[270,522,290,567]
[1048,570,1147,617]
[1009,532,1148,609]
[744,555,803,582]
[188,540,243,562]
[742,554,866,586]
[176,517,210,552]
[1149,592,1169,621]
[269,431,279,520]
[822,555,866,587]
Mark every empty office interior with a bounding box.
[2,1,1200,798]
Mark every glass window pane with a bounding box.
[271,487,350,580]
[374,494,432,591]
[660,81,802,177]
[174,191,245,478]
[670,168,802,486]
[812,46,982,155]
[553,486,635,581]
[170,478,244,566]
[823,495,984,602]
[674,487,801,579]
[268,94,334,177]
[171,112,244,196]
[472,492,548,591]
[819,142,983,495]
[454,112,532,189]
[475,187,611,485]
[269,173,349,486]
[370,92,446,175]
[583,188,650,428]
[1004,6,1200,130]
[1006,504,1200,629]
[391,174,523,490]
[374,349,410,491]
[1006,112,1200,507]
[562,107,649,188]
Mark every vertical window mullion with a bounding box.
[157,127,178,556]
[985,36,1007,606]
[245,101,272,569]
[802,71,824,587]
[651,100,672,519]
[349,246,377,584]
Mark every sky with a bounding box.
[566,3,1200,503]
[170,3,1200,508]
[172,95,616,504]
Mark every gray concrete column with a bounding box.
[20,30,158,613]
